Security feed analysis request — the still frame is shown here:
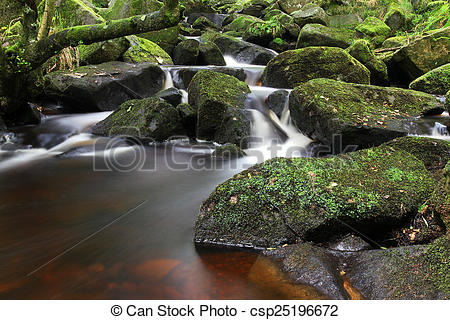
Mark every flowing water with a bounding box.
[0,46,448,299]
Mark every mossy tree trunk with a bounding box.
[0,0,180,123]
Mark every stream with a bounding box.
[0,46,448,299]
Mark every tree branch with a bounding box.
[37,0,56,41]
[26,1,180,69]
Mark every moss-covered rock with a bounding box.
[409,63,450,95]
[223,14,265,33]
[155,87,182,106]
[264,9,300,40]
[79,37,130,65]
[198,42,226,66]
[278,0,316,14]
[382,136,450,174]
[212,143,246,159]
[173,39,200,65]
[262,47,370,88]
[427,163,450,229]
[446,90,450,112]
[239,0,271,17]
[383,3,408,32]
[194,146,434,248]
[345,236,449,299]
[391,27,450,82]
[139,24,180,54]
[103,0,162,19]
[187,70,251,144]
[122,36,173,64]
[355,16,391,47]
[291,3,329,28]
[346,39,389,85]
[296,24,354,49]
[54,0,105,27]
[381,35,408,48]
[242,21,278,47]
[192,16,221,31]
[289,78,445,147]
[176,103,197,139]
[328,13,361,28]
[44,62,164,111]
[91,97,184,141]
[171,66,246,89]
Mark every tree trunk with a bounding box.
[37,0,56,41]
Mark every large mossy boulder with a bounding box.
[55,0,105,27]
[173,39,200,65]
[78,37,130,65]
[391,27,450,82]
[194,146,434,248]
[409,63,450,95]
[346,39,389,86]
[188,70,251,145]
[103,0,162,19]
[139,25,180,54]
[44,62,164,111]
[122,36,173,64]
[355,17,391,47]
[383,3,408,32]
[289,78,444,147]
[223,15,264,33]
[291,3,329,28]
[296,24,354,49]
[262,47,370,89]
[192,16,221,31]
[198,42,226,66]
[91,97,183,141]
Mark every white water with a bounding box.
[224,55,265,86]
[163,69,174,90]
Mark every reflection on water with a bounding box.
[0,146,324,299]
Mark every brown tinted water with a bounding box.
[0,145,325,299]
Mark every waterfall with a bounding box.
[163,69,174,90]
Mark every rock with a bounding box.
[239,0,271,17]
[155,87,182,107]
[44,62,164,111]
[446,90,450,112]
[409,64,450,95]
[171,66,246,89]
[186,13,226,27]
[223,15,265,34]
[296,24,354,49]
[426,163,449,229]
[264,243,349,299]
[214,108,252,147]
[201,31,277,65]
[198,42,226,66]
[355,17,391,47]
[194,145,434,248]
[267,90,289,118]
[262,47,370,89]
[289,78,444,147]
[187,70,251,144]
[264,10,300,40]
[122,36,173,64]
[55,0,104,27]
[291,3,329,28]
[103,0,162,19]
[328,234,371,252]
[79,37,130,65]
[192,16,221,31]
[329,14,361,28]
[381,36,408,48]
[242,22,277,47]
[212,143,246,159]
[176,103,197,139]
[180,24,202,36]
[91,97,183,141]
[278,0,315,14]
[173,39,200,65]
[0,101,41,127]
[139,25,180,54]
[269,38,296,52]
[382,136,450,174]
[391,27,450,82]
[346,39,389,86]
[345,237,450,299]
[383,4,407,31]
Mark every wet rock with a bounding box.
[409,63,450,95]
[212,143,246,159]
[214,108,252,148]
[201,31,277,65]
[91,97,184,141]
[176,103,197,139]
[44,62,164,111]
[355,17,391,47]
[171,67,246,89]
[192,16,221,31]
[198,42,226,66]
[155,87,182,107]
[173,39,200,65]
[262,47,370,89]
[194,145,434,248]
[328,234,371,252]
[296,24,354,49]
[267,90,289,118]
[291,3,329,29]
[0,101,41,127]
[345,237,450,299]
[391,27,450,83]
[289,78,444,147]
[188,70,251,145]
[264,243,348,299]
[346,39,389,86]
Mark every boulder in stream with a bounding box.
[262,47,370,88]
[289,78,444,147]
[44,62,164,112]
[194,145,434,248]
[409,63,450,95]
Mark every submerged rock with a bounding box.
[44,62,164,111]
[409,63,450,95]
[91,97,183,141]
[262,47,370,88]
[194,145,434,248]
[289,78,444,147]
[188,70,251,145]
[296,24,354,49]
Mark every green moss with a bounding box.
[296,24,355,49]
[195,146,435,247]
[139,24,180,54]
[54,0,105,27]
[355,16,391,47]
[212,143,246,159]
[79,37,130,64]
[223,15,264,33]
[409,63,450,95]
[122,36,173,64]
[103,0,163,20]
